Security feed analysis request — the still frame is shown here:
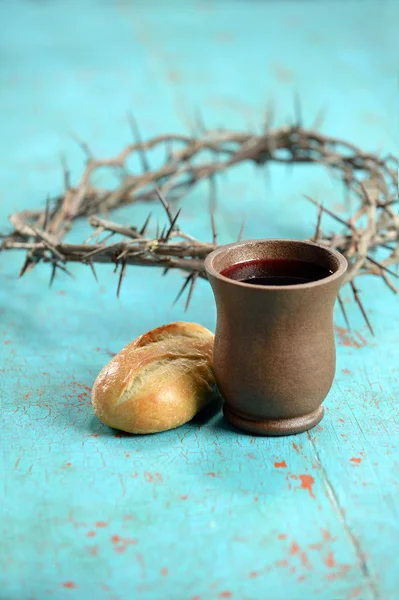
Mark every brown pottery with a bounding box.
[205,239,347,435]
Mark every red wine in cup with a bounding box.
[220,258,332,286]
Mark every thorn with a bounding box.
[185,272,198,312]
[155,186,174,226]
[117,260,127,298]
[367,255,399,279]
[49,263,57,287]
[43,196,51,231]
[210,206,217,245]
[162,267,169,277]
[237,217,246,242]
[381,272,398,294]
[18,254,33,278]
[88,261,98,282]
[209,176,218,244]
[84,226,104,245]
[140,212,152,236]
[115,246,131,261]
[55,261,75,279]
[26,222,65,262]
[98,231,116,244]
[174,273,194,305]
[342,172,352,206]
[314,203,324,241]
[60,153,71,190]
[338,294,351,331]
[350,281,374,336]
[164,208,181,241]
[293,91,303,128]
[209,175,217,211]
[304,195,353,230]
[71,132,94,160]
[127,112,150,173]
[160,225,166,241]
[98,231,115,245]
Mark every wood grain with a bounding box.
[0,1,397,599]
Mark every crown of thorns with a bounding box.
[1,109,398,334]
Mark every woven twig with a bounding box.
[1,115,398,331]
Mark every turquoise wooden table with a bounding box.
[1,2,398,599]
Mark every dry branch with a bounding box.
[1,119,398,324]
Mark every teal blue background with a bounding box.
[1,1,398,599]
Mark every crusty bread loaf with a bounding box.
[92,322,216,434]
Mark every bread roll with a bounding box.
[92,321,216,434]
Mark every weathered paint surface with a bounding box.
[1,2,398,599]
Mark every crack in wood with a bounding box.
[307,432,380,600]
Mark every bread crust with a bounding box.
[92,322,215,433]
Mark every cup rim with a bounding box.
[204,238,348,291]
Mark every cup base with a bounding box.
[223,404,324,436]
